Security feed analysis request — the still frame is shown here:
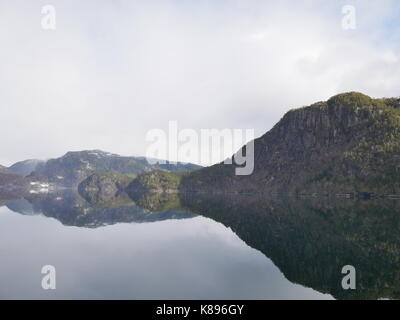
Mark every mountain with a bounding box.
[78,172,135,204]
[136,157,201,172]
[179,92,400,196]
[8,159,44,176]
[0,172,26,185]
[30,150,201,187]
[0,165,9,174]
[0,163,27,186]
[0,170,30,199]
[127,170,183,195]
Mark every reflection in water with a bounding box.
[180,194,400,300]
[1,189,399,299]
[5,190,194,227]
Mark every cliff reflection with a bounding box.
[179,194,400,300]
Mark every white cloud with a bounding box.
[0,0,399,165]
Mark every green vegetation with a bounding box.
[376,97,400,110]
[128,170,186,193]
[133,193,183,212]
[87,193,136,208]
[328,92,379,109]
[86,172,136,189]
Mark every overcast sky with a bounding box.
[1,0,399,166]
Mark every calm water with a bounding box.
[1,191,399,300]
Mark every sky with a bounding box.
[0,0,399,166]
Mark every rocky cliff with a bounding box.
[181,92,400,195]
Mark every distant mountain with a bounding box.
[139,157,201,172]
[30,150,201,187]
[0,170,30,199]
[0,172,26,185]
[179,92,400,196]
[0,162,50,198]
[8,159,45,176]
[0,165,9,174]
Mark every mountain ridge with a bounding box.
[108,92,400,197]
[179,92,400,195]
[28,149,201,187]
[8,159,45,176]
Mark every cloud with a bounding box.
[0,0,399,165]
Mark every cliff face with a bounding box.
[181,92,400,195]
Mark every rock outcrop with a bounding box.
[78,172,135,204]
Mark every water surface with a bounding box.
[1,191,399,300]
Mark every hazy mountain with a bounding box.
[141,157,201,172]
[8,159,45,176]
[180,193,400,300]
[0,165,9,174]
[29,150,201,187]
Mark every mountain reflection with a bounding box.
[2,189,400,299]
[3,190,195,228]
[179,194,400,300]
